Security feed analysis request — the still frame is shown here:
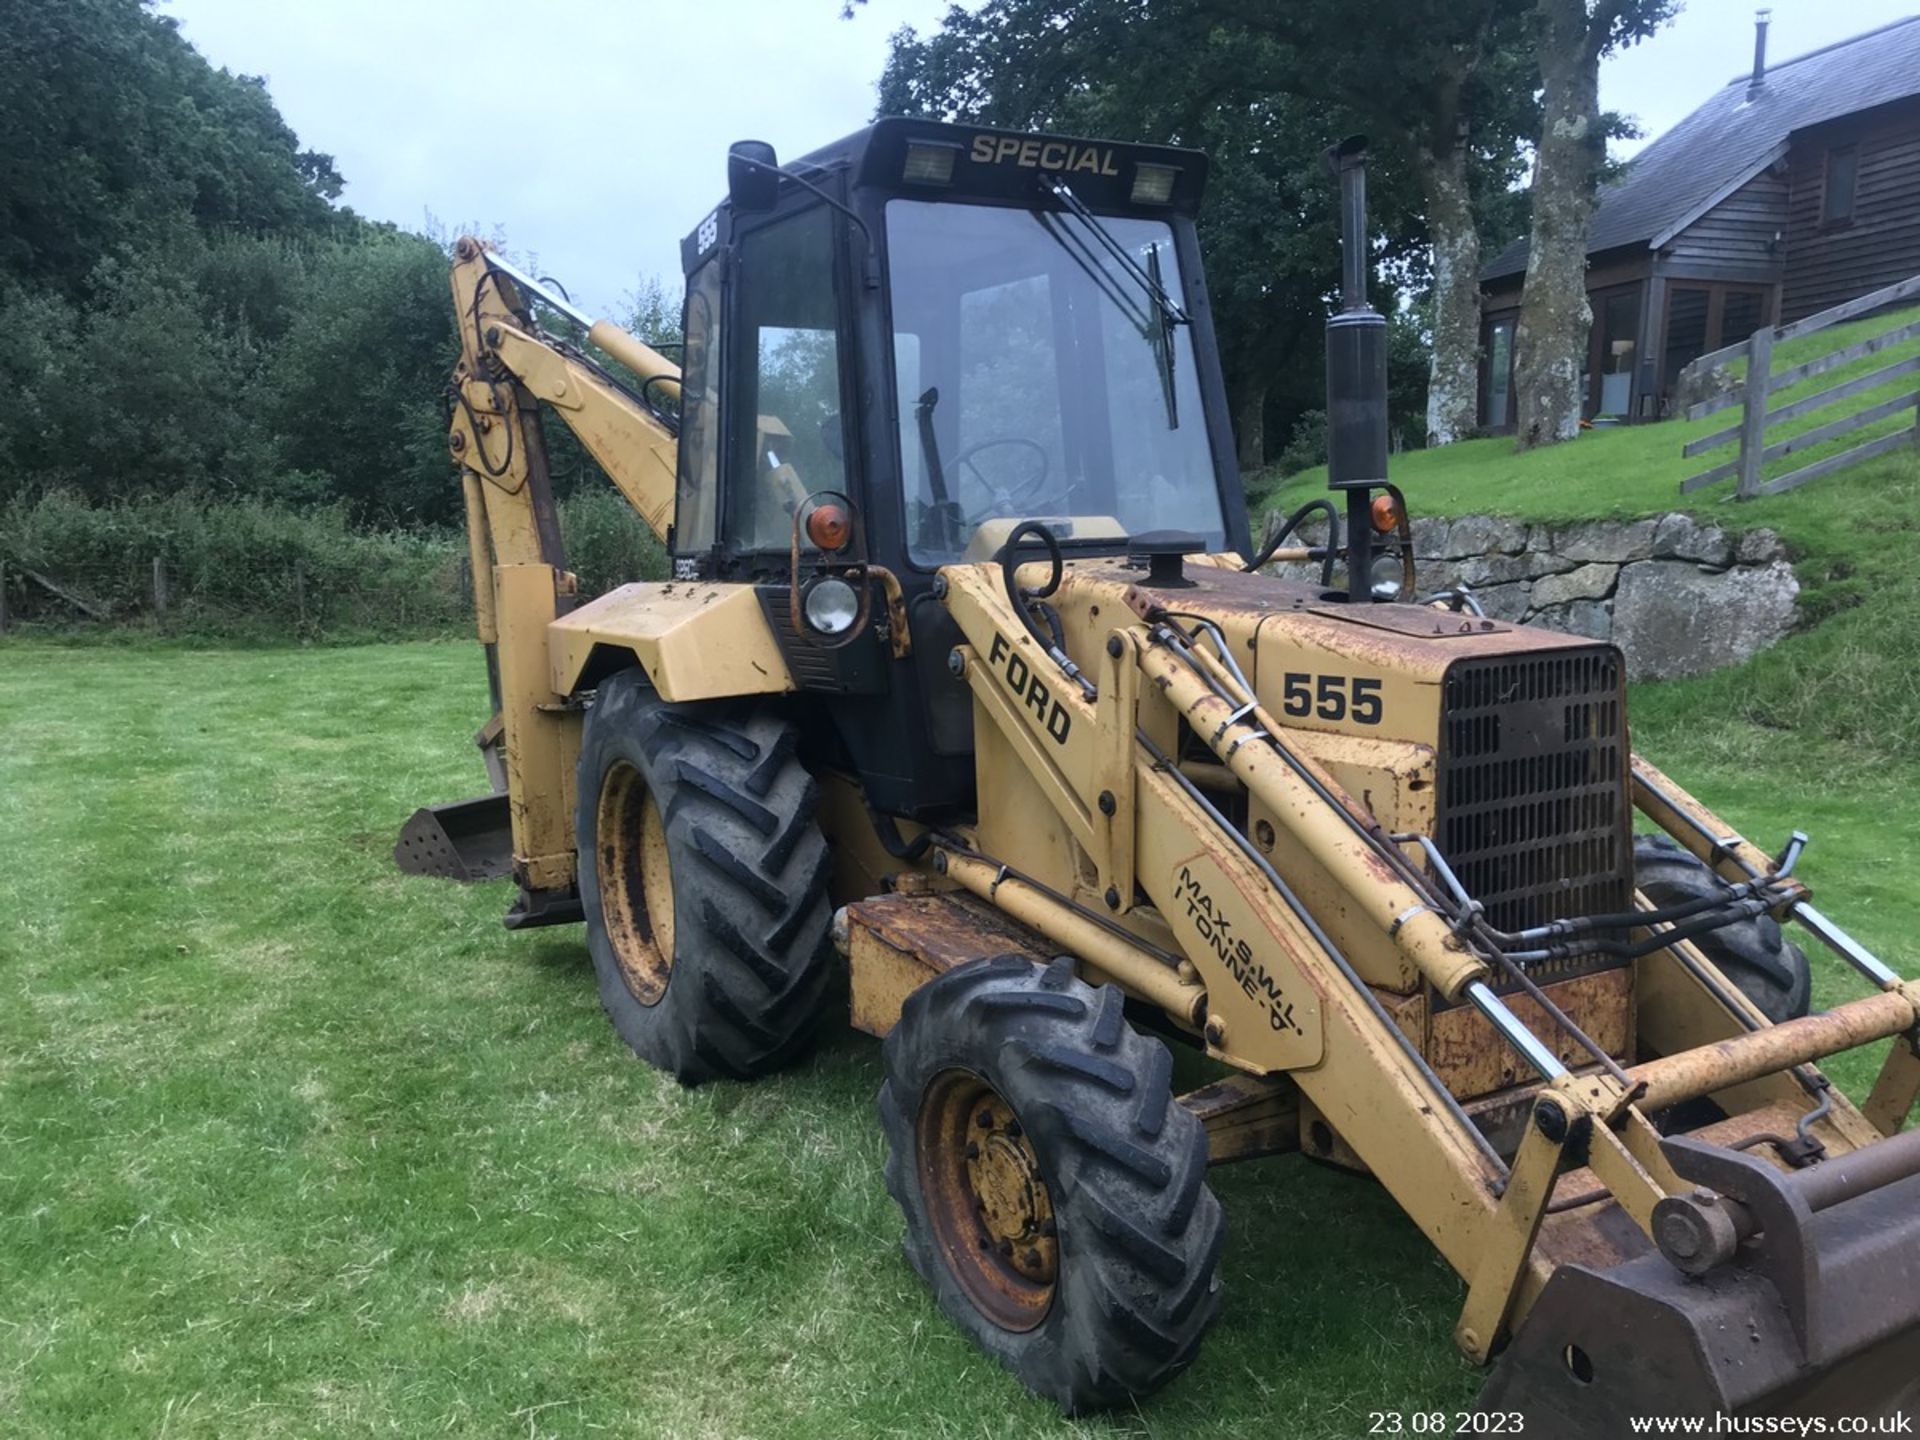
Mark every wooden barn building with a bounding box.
[1479,13,1920,429]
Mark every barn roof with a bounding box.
[1484,15,1920,281]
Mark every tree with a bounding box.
[269,231,460,523]
[0,0,469,522]
[0,0,341,297]
[860,0,1535,453]
[1510,0,1675,451]
[1193,1,1535,447]
[622,274,684,351]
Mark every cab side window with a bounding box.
[673,258,722,556]
[728,206,849,553]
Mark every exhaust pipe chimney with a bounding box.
[1749,9,1771,99]
[1324,136,1389,603]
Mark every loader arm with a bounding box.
[920,551,1920,1427]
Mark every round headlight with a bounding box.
[802,577,859,636]
[1369,550,1406,602]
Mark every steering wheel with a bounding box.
[953,437,1052,521]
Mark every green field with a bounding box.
[4,448,1918,1434]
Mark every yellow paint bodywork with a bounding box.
[489,323,679,538]
[428,232,1920,1385]
[547,582,795,702]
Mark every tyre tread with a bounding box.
[878,957,1224,1414]
[576,675,834,1085]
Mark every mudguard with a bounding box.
[546,581,795,702]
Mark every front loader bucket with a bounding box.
[1479,1131,1920,1432]
[393,793,513,882]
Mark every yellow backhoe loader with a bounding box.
[396,121,1920,1428]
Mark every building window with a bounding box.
[1823,145,1858,225]
[1663,287,1711,388]
[1484,319,1514,429]
[1593,288,1640,419]
[1720,289,1768,346]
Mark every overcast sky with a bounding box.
[160,0,1920,317]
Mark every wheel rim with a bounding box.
[595,760,674,1006]
[916,1068,1058,1332]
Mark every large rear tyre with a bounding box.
[1634,834,1812,1024]
[576,670,834,1084]
[879,954,1224,1413]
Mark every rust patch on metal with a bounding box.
[1179,1073,1302,1165]
[1532,1102,1825,1276]
[1629,989,1919,1111]
[846,893,1052,1038]
[866,564,913,659]
[1429,968,1633,1100]
[595,759,673,1006]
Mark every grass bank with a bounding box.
[1262,381,1920,765]
[1261,301,1920,524]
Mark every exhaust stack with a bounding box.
[1749,9,1772,99]
[1323,136,1389,603]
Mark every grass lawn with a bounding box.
[3,615,1915,1436]
[1,641,1484,1439]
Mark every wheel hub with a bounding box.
[917,1070,1058,1332]
[595,760,674,1006]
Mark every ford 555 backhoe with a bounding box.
[395,120,1920,1429]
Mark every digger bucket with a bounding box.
[1479,1127,1920,1431]
[393,793,513,882]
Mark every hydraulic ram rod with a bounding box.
[1794,903,1902,989]
[1627,989,1920,1111]
[485,253,682,402]
[1137,636,1488,1000]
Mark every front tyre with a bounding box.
[1634,834,1812,1024]
[576,671,834,1084]
[879,955,1224,1413]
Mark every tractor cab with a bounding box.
[669,119,1251,815]
[673,118,1249,581]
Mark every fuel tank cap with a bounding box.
[1127,530,1205,587]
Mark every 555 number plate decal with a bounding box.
[1278,671,1384,726]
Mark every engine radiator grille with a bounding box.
[1436,649,1632,952]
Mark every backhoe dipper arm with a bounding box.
[440,236,683,901]
[446,237,682,574]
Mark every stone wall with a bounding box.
[1274,513,1801,679]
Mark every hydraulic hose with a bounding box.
[1245,498,1340,587]
[997,520,1095,699]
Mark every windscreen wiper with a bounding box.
[1037,174,1188,427]
[1031,210,1176,429]
[1041,175,1190,326]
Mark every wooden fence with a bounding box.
[1678,272,1920,499]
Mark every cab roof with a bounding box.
[682,117,1209,272]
